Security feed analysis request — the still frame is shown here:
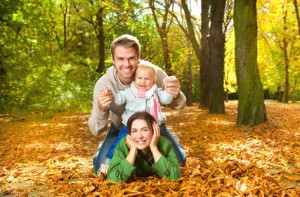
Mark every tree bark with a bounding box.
[96,6,105,73]
[199,0,211,109]
[234,0,267,125]
[282,8,289,103]
[180,0,204,106]
[61,0,69,53]
[208,0,225,113]
[293,0,300,35]
[186,34,193,106]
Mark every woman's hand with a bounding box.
[150,122,160,149]
[126,135,137,150]
[150,123,162,163]
[126,135,138,165]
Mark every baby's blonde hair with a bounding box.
[136,60,157,82]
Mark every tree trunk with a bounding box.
[282,37,289,103]
[149,0,173,75]
[160,34,172,75]
[62,0,68,53]
[291,78,297,103]
[186,35,193,106]
[293,0,300,35]
[0,45,5,76]
[180,0,202,106]
[199,0,211,109]
[96,6,105,73]
[282,8,289,103]
[277,85,283,102]
[234,0,267,125]
[208,0,225,113]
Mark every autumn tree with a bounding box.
[257,0,299,103]
[208,0,226,113]
[168,2,198,105]
[180,0,209,108]
[149,0,174,75]
[181,0,231,112]
[234,0,267,125]
[199,0,210,108]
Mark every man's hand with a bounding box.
[165,76,181,99]
[97,87,114,111]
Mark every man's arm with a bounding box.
[88,76,112,137]
[88,106,109,137]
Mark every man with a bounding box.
[88,34,186,175]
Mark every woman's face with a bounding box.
[129,119,153,152]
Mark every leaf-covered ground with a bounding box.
[0,101,299,196]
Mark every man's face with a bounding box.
[112,46,139,85]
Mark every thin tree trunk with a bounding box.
[180,0,203,106]
[282,8,289,103]
[62,0,68,52]
[208,0,225,113]
[293,0,300,35]
[149,0,173,75]
[96,7,105,73]
[291,78,297,103]
[186,35,193,106]
[234,0,267,125]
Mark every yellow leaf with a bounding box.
[284,175,300,182]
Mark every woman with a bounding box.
[107,112,182,182]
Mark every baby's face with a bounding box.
[135,68,155,91]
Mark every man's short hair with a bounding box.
[110,34,141,58]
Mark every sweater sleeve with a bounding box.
[156,88,173,105]
[88,77,110,137]
[107,139,136,183]
[152,137,182,181]
[113,89,128,106]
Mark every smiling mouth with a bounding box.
[136,141,146,145]
[122,67,133,74]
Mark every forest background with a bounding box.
[1,0,299,117]
[1,0,300,196]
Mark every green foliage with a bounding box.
[257,0,299,99]
[0,0,299,115]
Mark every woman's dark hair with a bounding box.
[127,112,156,134]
